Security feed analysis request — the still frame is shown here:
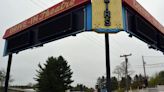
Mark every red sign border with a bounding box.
[123,0,164,34]
[3,0,90,39]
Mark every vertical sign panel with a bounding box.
[92,0,123,32]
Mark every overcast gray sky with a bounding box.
[0,0,164,87]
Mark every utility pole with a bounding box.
[142,56,146,79]
[120,54,132,92]
[142,56,148,87]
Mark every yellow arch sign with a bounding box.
[92,0,123,31]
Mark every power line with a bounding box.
[82,34,105,48]
[84,34,126,54]
[30,0,46,9]
[91,34,130,54]
[136,63,164,67]
[82,34,122,58]
[143,56,164,58]
[135,62,164,68]
[136,65,164,68]
[39,0,49,6]
[146,63,164,66]
[110,37,128,52]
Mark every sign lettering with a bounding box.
[3,0,90,39]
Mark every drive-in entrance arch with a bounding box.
[2,0,164,92]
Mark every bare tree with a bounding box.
[113,62,134,89]
[113,66,122,81]
[119,61,134,77]
[113,65,123,90]
[113,62,133,80]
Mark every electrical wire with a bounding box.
[84,34,126,54]
[146,63,164,66]
[82,34,120,58]
[143,56,164,58]
[30,0,46,9]
[135,62,164,68]
[39,0,50,6]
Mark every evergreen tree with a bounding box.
[35,56,73,92]
[131,75,139,89]
[96,76,118,91]
[119,75,132,91]
[138,74,145,88]
[120,77,126,90]
[72,84,94,92]
[149,71,164,87]
[111,77,118,91]
[96,76,106,90]
[157,71,164,85]
[131,74,146,89]
[127,75,132,89]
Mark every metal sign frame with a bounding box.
[2,1,164,92]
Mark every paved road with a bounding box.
[0,88,18,92]
[0,88,35,92]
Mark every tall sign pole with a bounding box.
[105,34,111,92]
[120,54,132,92]
[4,54,13,92]
[104,0,111,92]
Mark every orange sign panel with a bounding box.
[3,0,90,39]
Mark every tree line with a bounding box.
[96,61,164,92]
[1,56,164,92]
